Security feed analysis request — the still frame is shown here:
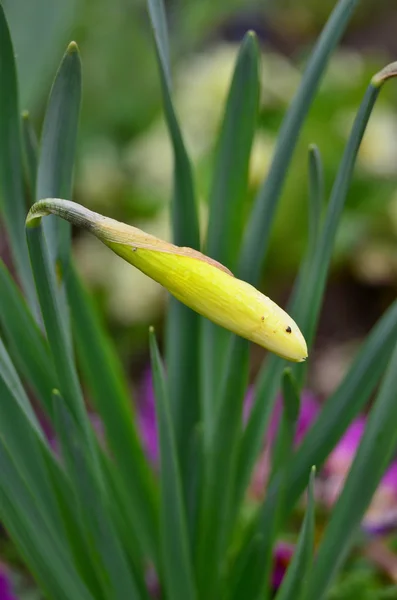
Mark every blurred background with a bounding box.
[2,0,397,396]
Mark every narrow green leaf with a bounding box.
[147,2,199,250]
[53,390,143,600]
[65,264,159,563]
[275,467,315,600]
[0,369,64,534]
[237,67,396,511]
[147,0,201,485]
[98,457,152,600]
[238,0,360,286]
[226,534,263,600]
[37,41,81,268]
[285,298,397,511]
[43,451,107,600]
[36,41,82,346]
[230,370,300,600]
[0,336,36,423]
[196,337,249,600]
[289,144,324,389]
[186,424,204,549]
[306,340,397,600]
[294,84,381,349]
[0,440,94,600]
[147,0,172,91]
[0,5,37,313]
[271,370,300,479]
[201,30,260,431]
[307,144,324,256]
[0,259,57,415]
[21,110,38,199]
[26,224,90,431]
[206,31,260,270]
[149,328,196,600]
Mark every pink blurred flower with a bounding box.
[272,542,294,589]
[248,392,319,500]
[137,369,158,464]
[0,565,16,600]
[322,416,397,534]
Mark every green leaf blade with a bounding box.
[286,297,397,530]
[0,368,63,534]
[0,5,37,313]
[206,30,260,270]
[53,391,143,600]
[238,0,360,286]
[0,259,57,415]
[307,144,324,255]
[36,41,82,267]
[0,440,94,600]
[21,110,39,199]
[230,370,300,600]
[275,467,315,600]
[306,340,397,599]
[149,328,197,600]
[25,224,97,474]
[65,265,159,564]
[196,337,249,600]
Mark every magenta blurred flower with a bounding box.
[0,566,16,600]
[323,416,397,534]
[268,391,319,446]
[248,391,319,500]
[137,369,158,464]
[272,542,294,589]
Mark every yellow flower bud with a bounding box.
[26,199,308,362]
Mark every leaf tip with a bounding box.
[67,41,79,54]
[242,29,259,55]
[308,142,318,154]
[246,29,257,41]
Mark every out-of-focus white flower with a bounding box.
[124,122,173,198]
[175,44,237,153]
[248,133,276,188]
[360,108,397,176]
[77,138,125,207]
[321,49,365,91]
[352,243,397,286]
[261,52,300,106]
[311,341,359,397]
[124,44,239,198]
[337,107,397,177]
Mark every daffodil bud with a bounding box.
[26,199,308,362]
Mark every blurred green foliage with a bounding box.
[5,0,397,333]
